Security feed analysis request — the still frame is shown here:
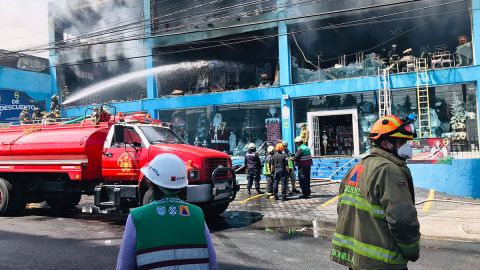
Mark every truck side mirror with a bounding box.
[114,125,125,144]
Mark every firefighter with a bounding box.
[116,153,217,270]
[263,145,275,197]
[294,136,313,199]
[50,95,60,111]
[331,115,420,270]
[271,143,289,201]
[18,108,31,124]
[300,123,309,146]
[283,141,300,195]
[31,107,43,122]
[244,143,263,195]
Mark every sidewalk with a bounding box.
[227,181,480,242]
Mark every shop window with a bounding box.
[157,102,281,156]
[289,0,472,84]
[154,28,278,96]
[393,83,479,154]
[294,91,378,155]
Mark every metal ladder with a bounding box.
[415,58,431,138]
[378,68,391,117]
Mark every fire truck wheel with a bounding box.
[201,202,229,216]
[46,193,82,212]
[0,178,27,216]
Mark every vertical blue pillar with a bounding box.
[144,0,158,118]
[48,9,59,112]
[278,16,294,152]
[472,0,480,65]
[472,0,480,144]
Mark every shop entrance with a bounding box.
[307,109,360,157]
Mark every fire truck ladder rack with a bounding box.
[378,68,392,117]
[415,58,432,138]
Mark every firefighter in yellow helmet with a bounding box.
[331,114,420,270]
[263,145,276,197]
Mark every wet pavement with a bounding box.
[1,186,479,269]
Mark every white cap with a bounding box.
[140,153,188,189]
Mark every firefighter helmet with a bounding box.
[247,143,256,150]
[294,136,303,143]
[369,115,416,141]
[267,145,275,153]
[140,153,188,189]
[275,143,284,152]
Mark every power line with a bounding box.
[29,0,433,53]
[42,8,467,69]
[0,0,466,63]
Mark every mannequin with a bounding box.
[229,132,237,153]
[322,131,328,155]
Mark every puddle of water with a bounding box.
[251,218,335,239]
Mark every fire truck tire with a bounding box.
[201,202,229,216]
[0,178,27,216]
[46,193,82,212]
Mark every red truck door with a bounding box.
[102,126,149,181]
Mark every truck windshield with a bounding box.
[139,126,186,144]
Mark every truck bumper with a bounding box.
[188,166,239,204]
[94,185,138,209]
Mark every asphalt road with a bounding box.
[0,207,479,270]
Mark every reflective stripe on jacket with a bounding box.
[295,144,313,167]
[131,197,210,270]
[331,147,420,269]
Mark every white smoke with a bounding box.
[50,0,146,72]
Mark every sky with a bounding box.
[0,0,49,58]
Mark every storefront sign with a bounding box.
[410,138,453,164]
[0,90,45,122]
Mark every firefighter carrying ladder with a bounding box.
[415,58,431,138]
[378,68,391,117]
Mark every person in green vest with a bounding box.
[294,136,313,199]
[116,153,217,270]
[282,141,300,195]
[263,145,275,197]
[331,115,420,270]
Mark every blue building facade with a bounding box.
[0,51,53,123]
[53,0,480,198]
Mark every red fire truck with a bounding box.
[0,109,238,216]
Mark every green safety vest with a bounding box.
[297,144,313,166]
[131,197,209,270]
[287,158,294,169]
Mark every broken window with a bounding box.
[288,0,472,84]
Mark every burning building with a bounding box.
[52,0,480,198]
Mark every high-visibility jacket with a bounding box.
[294,144,313,167]
[331,147,420,270]
[131,197,210,270]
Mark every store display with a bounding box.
[265,105,281,145]
[229,132,237,153]
[210,112,230,151]
[194,113,210,146]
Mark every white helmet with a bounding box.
[140,153,188,189]
[294,136,303,143]
[267,145,275,153]
[247,143,256,150]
